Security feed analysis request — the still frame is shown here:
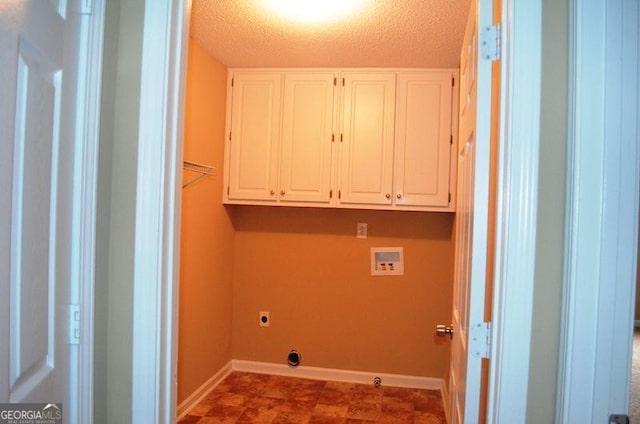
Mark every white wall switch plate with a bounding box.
[357,223,368,239]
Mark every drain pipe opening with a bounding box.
[288,349,301,367]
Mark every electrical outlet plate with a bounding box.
[259,311,270,327]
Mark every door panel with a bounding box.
[280,72,335,204]
[449,0,493,422]
[227,73,282,201]
[10,37,62,402]
[394,72,453,207]
[1,1,81,421]
[339,73,395,205]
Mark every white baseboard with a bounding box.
[176,361,233,420]
[231,359,445,392]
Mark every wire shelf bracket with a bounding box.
[182,160,215,188]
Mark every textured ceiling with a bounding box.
[190,0,472,68]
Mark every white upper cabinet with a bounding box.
[394,71,454,208]
[338,73,396,206]
[223,68,457,212]
[226,72,282,202]
[280,72,336,204]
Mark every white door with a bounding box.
[447,0,494,422]
[1,2,84,422]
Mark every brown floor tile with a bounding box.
[308,416,346,424]
[313,402,350,418]
[188,399,217,416]
[414,412,445,424]
[273,410,313,424]
[182,372,447,424]
[177,415,201,424]
[237,406,281,422]
[345,404,382,421]
[204,403,246,420]
[318,388,353,404]
[381,396,414,413]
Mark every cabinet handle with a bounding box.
[397,193,402,199]
[270,190,275,196]
[280,190,286,196]
[385,193,391,199]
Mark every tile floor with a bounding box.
[178,372,447,423]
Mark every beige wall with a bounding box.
[231,207,454,378]
[177,40,235,403]
[527,0,569,422]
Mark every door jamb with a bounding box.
[132,0,549,422]
[130,1,190,423]
[487,0,542,422]
[556,1,640,421]
[71,1,106,422]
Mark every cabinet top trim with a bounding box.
[228,67,458,74]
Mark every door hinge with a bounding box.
[338,190,342,199]
[333,77,337,86]
[227,186,230,196]
[68,304,80,345]
[480,24,501,61]
[331,134,335,142]
[450,135,453,145]
[470,322,491,358]
[329,189,333,199]
[342,77,345,86]
[452,76,455,87]
[610,415,629,424]
[448,193,452,203]
[231,77,234,87]
[340,134,343,142]
[228,131,232,141]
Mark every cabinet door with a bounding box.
[227,73,281,202]
[339,73,396,205]
[394,72,453,207]
[280,72,335,204]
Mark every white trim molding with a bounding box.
[130,1,190,423]
[69,1,106,422]
[488,0,542,422]
[556,0,640,422]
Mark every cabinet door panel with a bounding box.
[227,73,281,201]
[280,72,335,204]
[395,72,453,207]
[340,73,396,205]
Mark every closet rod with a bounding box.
[182,160,215,188]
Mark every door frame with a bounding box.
[556,1,640,422]
[487,0,542,422]
[130,1,545,423]
[72,2,106,423]
[129,1,190,423]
